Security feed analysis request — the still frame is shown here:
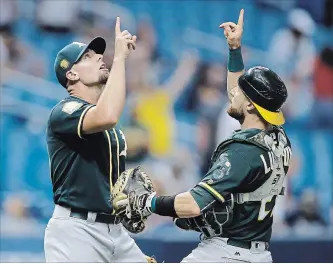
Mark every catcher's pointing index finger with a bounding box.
[238,9,244,27]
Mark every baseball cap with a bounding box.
[238,66,288,126]
[54,37,106,88]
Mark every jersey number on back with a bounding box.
[257,137,291,221]
[258,195,277,221]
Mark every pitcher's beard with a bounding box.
[99,71,109,84]
[227,105,245,124]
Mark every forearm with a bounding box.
[95,58,126,124]
[151,192,201,218]
[227,47,245,98]
[175,192,201,218]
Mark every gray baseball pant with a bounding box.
[181,237,272,263]
[44,205,148,262]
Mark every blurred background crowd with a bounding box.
[0,0,332,262]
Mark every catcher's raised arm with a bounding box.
[220,9,245,100]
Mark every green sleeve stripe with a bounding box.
[77,105,95,139]
[198,182,225,203]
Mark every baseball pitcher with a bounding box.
[44,17,155,263]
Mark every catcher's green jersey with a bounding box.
[46,96,127,213]
[190,127,292,242]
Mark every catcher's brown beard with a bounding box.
[227,106,244,123]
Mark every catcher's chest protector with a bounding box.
[177,127,292,239]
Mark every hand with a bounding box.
[114,17,137,61]
[114,192,156,219]
[112,167,154,217]
[219,9,244,50]
[111,166,155,233]
[113,190,156,234]
[112,192,128,216]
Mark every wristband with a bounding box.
[144,192,157,214]
[228,47,244,72]
[152,195,178,218]
[151,195,157,212]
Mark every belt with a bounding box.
[227,238,269,250]
[69,208,121,225]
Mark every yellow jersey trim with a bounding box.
[77,105,94,139]
[113,128,120,179]
[198,182,225,203]
[105,131,113,191]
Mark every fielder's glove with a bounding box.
[112,166,155,233]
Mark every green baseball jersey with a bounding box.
[190,127,292,242]
[46,96,127,213]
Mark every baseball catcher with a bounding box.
[113,9,292,263]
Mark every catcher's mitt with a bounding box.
[112,166,155,233]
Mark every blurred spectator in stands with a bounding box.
[0,193,45,237]
[0,0,15,74]
[122,112,150,166]
[136,17,158,58]
[81,0,136,34]
[0,26,47,78]
[76,0,136,71]
[75,12,98,46]
[0,35,9,77]
[130,50,198,158]
[157,145,199,195]
[0,0,17,30]
[36,0,81,35]
[121,112,165,197]
[286,189,328,237]
[311,45,333,128]
[35,0,82,80]
[76,12,115,70]
[268,9,316,123]
[196,118,213,175]
[215,105,240,144]
[127,17,161,95]
[185,62,227,174]
[324,0,333,27]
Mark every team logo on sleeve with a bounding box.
[62,101,83,115]
[212,154,231,180]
